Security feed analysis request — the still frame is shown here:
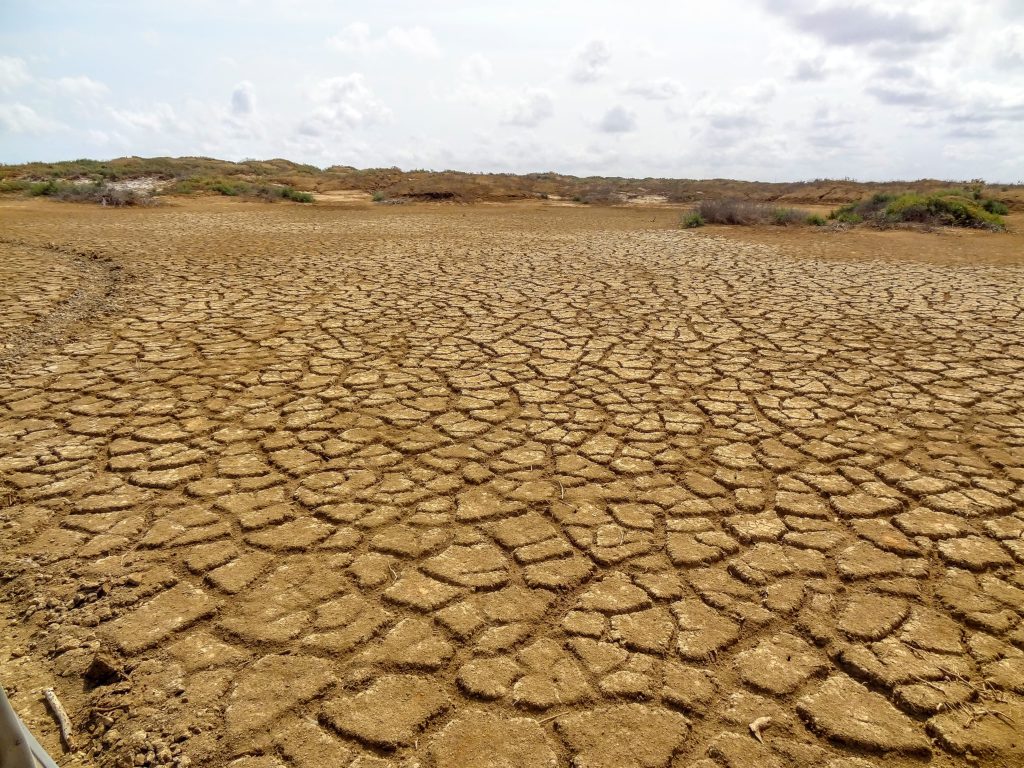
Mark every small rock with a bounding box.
[84,652,124,687]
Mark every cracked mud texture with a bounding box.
[1,197,1023,768]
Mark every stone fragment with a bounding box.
[838,592,910,641]
[672,598,740,660]
[357,617,453,671]
[205,552,273,594]
[244,517,333,550]
[422,543,510,588]
[610,607,674,653]
[302,594,392,654]
[927,697,1024,762]
[168,631,247,672]
[831,493,901,518]
[578,574,652,614]
[797,675,930,754]
[322,675,449,749]
[512,638,593,709]
[556,704,690,768]
[430,709,557,768]
[937,536,1014,571]
[661,663,716,712]
[894,508,972,539]
[893,680,974,715]
[457,657,522,699]
[736,632,826,694]
[103,583,218,653]
[276,719,353,768]
[384,571,462,611]
[226,654,334,738]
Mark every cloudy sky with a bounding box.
[2,0,1023,181]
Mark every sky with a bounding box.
[1,0,1023,182]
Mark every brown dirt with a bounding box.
[1,197,1022,768]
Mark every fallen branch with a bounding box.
[42,688,75,752]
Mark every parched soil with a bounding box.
[1,198,1023,768]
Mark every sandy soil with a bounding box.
[1,198,1022,768]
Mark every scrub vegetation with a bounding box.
[830,188,1007,230]
[1,156,1021,210]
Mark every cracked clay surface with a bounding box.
[1,199,1023,768]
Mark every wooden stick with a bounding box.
[42,688,75,752]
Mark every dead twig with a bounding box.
[42,688,75,752]
[537,711,567,724]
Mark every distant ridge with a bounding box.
[2,156,1021,208]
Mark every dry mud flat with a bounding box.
[0,198,1023,768]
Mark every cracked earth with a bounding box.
[1,199,1023,768]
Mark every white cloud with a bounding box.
[109,102,184,133]
[743,80,778,104]
[597,105,636,133]
[762,0,953,59]
[624,78,681,100]
[994,28,1024,68]
[0,102,62,133]
[502,88,554,127]
[791,55,829,82]
[1,57,109,101]
[460,54,493,81]
[0,56,31,92]
[230,81,255,116]
[300,73,391,136]
[385,26,442,57]
[328,23,441,57]
[570,40,611,83]
[805,104,856,149]
[53,75,109,100]
[704,103,761,132]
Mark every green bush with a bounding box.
[160,177,312,202]
[806,214,827,226]
[770,207,804,225]
[0,179,31,193]
[281,187,313,203]
[830,190,1005,230]
[211,180,241,196]
[22,179,154,205]
[29,179,62,196]
[983,199,1009,215]
[828,206,863,224]
[372,190,387,202]
[682,212,705,228]
[887,193,1002,229]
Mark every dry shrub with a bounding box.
[696,199,761,224]
[30,180,156,206]
[696,198,811,226]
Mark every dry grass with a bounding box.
[695,198,812,225]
